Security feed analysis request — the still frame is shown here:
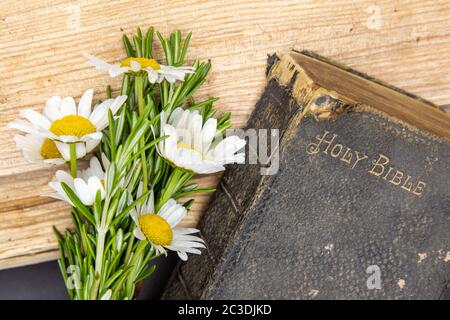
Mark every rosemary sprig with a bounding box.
[55,27,230,300]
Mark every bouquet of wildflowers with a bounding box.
[8,27,245,300]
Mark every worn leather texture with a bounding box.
[163,60,450,300]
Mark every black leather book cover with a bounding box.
[163,52,450,300]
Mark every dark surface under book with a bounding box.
[163,52,450,300]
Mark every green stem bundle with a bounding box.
[69,144,77,178]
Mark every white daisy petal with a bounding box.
[158,199,177,217]
[173,233,205,243]
[46,96,62,109]
[8,119,39,134]
[133,227,146,240]
[74,178,94,205]
[165,206,187,228]
[44,104,62,121]
[44,158,65,165]
[213,135,246,162]
[109,66,129,77]
[55,170,75,187]
[80,132,103,142]
[56,135,79,143]
[130,210,139,224]
[89,99,113,128]
[167,246,202,255]
[109,95,127,115]
[159,202,183,223]
[174,228,200,235]
[83,53,113,70]
[146,69,159,83]
[190,114,203,152]
[60,97,77,116]
[89,157,104,179]
[20,109,51,129]
[168,107,184,127]
[201,118,217,151]
[78,88,93,118]
[55,142,70,161]
[160,125,178,160]
[14,134,40,151]
[190,161,225,174]
[144,191,155,215]
[87,176,105,200]
[48,182,74,206]
[177,251,188,261]
[85,138,101,153]
[75,143,87,159]
[101,153,110,170]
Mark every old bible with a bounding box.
[162,51,450,299]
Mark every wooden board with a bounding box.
[0,0,449,270]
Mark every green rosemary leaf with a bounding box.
[108,109,116,161]
[173,187,216,199]
[136,26,143,40]
[106,85,112,99]
[122,34,135,57]
[183,199,195,209]
[135,264,156,284]
[180,32,192,65]
[144,26,154,58]
[133,35,143,58]
[93,190,102,225]
[173,30,181,65]
[111,190,151,226]
[157,31,173,65]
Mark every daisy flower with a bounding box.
[83,54,194,84]
[158,107,246,174]
[12,133,65,165]
[8,89,127,162]
[47,156,106,206]
[130,187,204,261]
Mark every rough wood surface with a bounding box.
[0,0,449,270]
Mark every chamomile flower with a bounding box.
[83,54,194,84]
[47,156,106,206]
[130,187,204,261]
[12,133,65,165]
[158,108,246,174]
[8,89,127,162]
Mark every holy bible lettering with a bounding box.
[306,130,427,196]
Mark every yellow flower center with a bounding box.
[49,115,96,137]
[40,138,61,159]
[120,57,160,70]
[138,214,173,246]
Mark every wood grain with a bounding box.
[0,0,449,269]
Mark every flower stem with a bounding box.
[136,75,149,193]
[125,240,148,298]
[69,144,77,178]
[91,195,110,300]
[90,229,105,300]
